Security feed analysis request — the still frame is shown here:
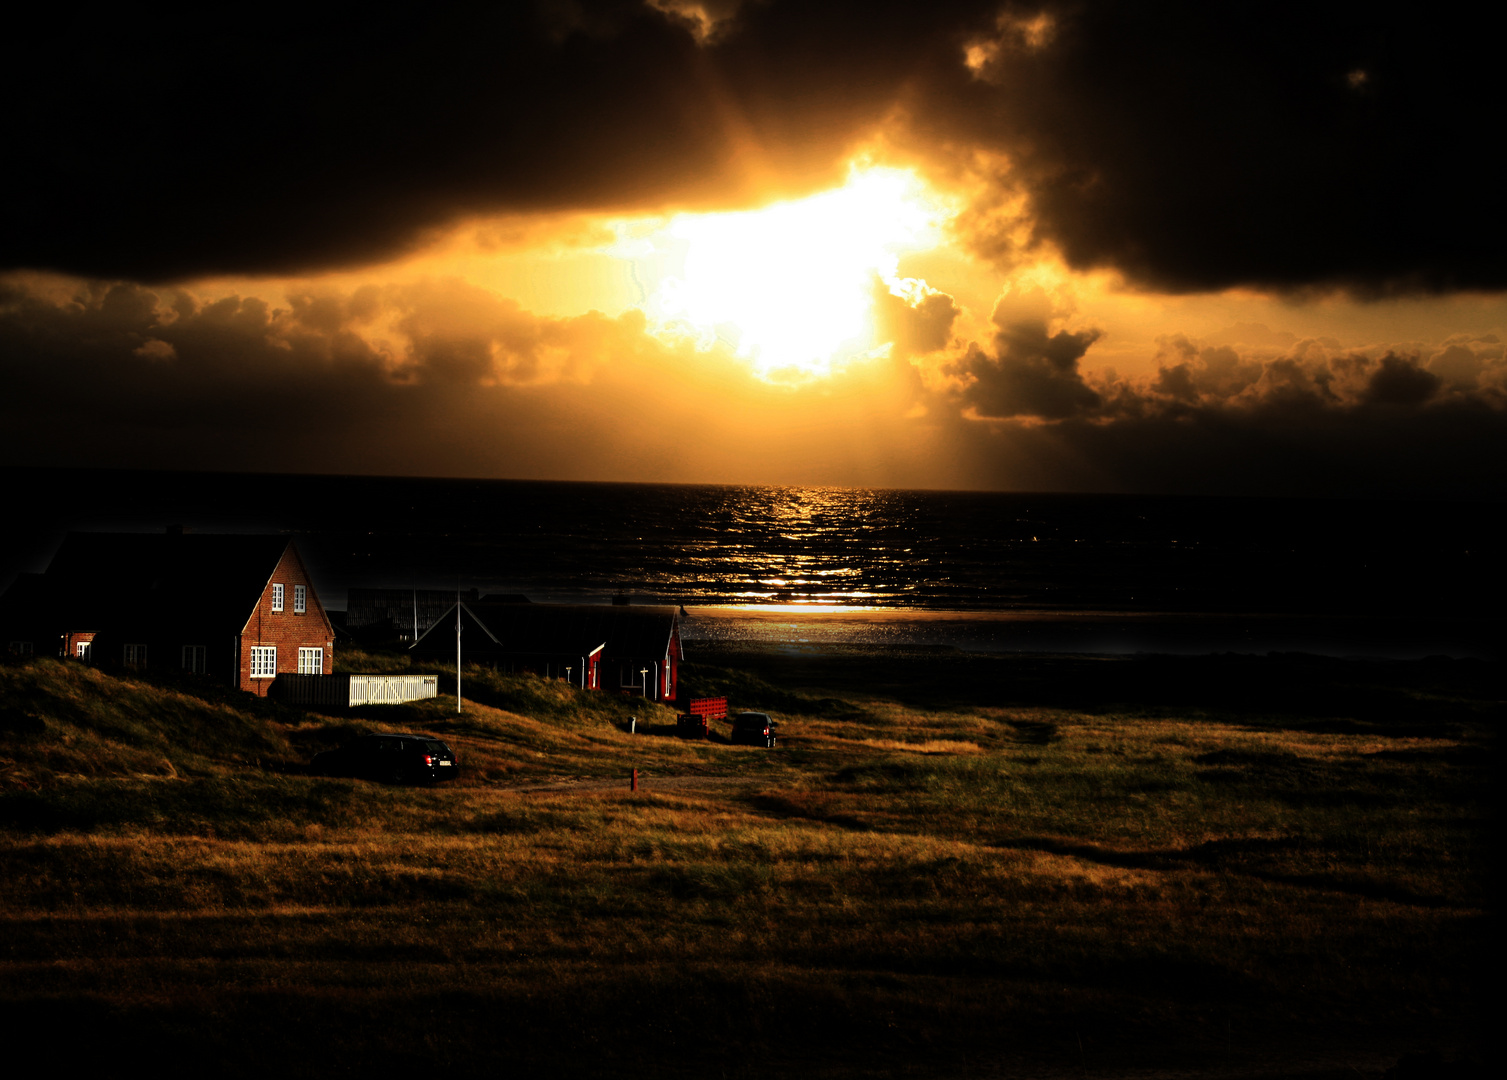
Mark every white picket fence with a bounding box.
[348,674,439,706]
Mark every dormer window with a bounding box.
[294,585,306,614]
[272,584,284,612]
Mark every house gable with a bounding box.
[15,530,334,691]
[237,541,335,692]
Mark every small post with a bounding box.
[630,768,638,792]
[455,591,462,714]
[630,715,637,734]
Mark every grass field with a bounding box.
[0,644,1494,1078]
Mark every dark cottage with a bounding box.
[410,600,682,702]
[0,529,334,694]
[345,587,485,642]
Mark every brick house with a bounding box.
[0,529,333,694]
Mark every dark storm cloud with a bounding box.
[1365,354,1442,405]
[949,307,1101,420]
[2,1,983,281]
[929,2,1507,294]
[871,278,961,359]
[947,391,1507,498]
[0,277,645,429]
[936,330,1507,496]
[5,2,1501,292]
[1115,336,1501,415]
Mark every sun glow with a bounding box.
[625,167,950,377]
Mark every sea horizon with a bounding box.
[5,465,1499,660]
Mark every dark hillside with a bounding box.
[0,658,295,784]
[0,650,1493,1078]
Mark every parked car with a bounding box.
[730,711,777,748]
[312,732,459,783]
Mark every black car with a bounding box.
[312,732,459,783]
[729,711,777,748]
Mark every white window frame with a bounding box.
[294,584,307,615]
[297,647,323,675]
[250,645,277,678]
[271,584,284,613]
[76,641,92,660]
[182,645,206,674]
[124,643,148,667]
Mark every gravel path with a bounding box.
[493,773,768,794]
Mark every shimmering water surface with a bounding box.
[4,469,1498,657]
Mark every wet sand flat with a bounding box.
[681,604,1497,660]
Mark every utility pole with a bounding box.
[456,591,462,714]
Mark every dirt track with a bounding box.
[494,772,764,794]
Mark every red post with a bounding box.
[630,768,638,791]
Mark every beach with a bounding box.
[681,604,1499,660]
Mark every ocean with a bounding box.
[4,468,1498,659]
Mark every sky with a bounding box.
[3,1,1503,497]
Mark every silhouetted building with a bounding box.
[0,529,333,693]
[411,600,681,701]
[346,587,483,641]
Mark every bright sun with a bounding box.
[621,166,949,378]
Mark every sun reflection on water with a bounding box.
[693,485,916,606]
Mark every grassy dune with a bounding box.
[0,648,1494,1078]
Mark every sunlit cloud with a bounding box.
[617,166,954,378]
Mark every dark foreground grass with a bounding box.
[0,649,1496,1078]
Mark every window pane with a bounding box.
[251,646,276,677]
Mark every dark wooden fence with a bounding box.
[687,696,728,720]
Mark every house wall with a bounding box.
[601,629,679,701]
[237,545,334,693]
[666,626,681,702]
[63,631,97,659]
[86,629,229,679]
